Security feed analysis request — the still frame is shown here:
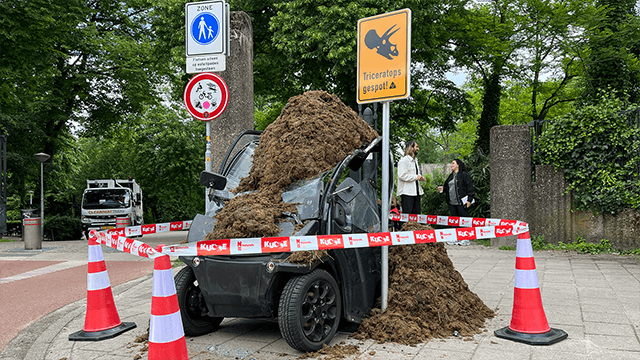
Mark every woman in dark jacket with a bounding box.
[438,159,475,217]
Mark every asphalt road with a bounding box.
[0,230,188,352]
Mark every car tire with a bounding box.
[175,266,223,336]
[278,269,342,352]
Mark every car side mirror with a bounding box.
[199,171,227,190]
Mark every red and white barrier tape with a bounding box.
[389,213,524,228]
[91,214,529,259]
[102,220,192,238]
[92,230,160,259]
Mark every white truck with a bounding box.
[80,179,143,239]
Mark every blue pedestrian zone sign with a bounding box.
[191,13,219,45]
[186,1,227,56]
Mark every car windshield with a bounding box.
[205,141,258,216]
[225,141,257,190]
[83,189,130,209]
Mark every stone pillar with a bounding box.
[209,11,254,173]
[490,125,531,247]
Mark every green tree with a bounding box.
[0,0,178,213]
[254,95,285,130]
[416,134,444,164]
[228,0,294,103]
[0,0,174,145]
[393,79,474,143]
[499,80,578,125]
[447,0,517,154]
[130,106,206,223]
[268,0,389,108]
[448,0,591,153]
[265,0,454,108]
[74,105,206,223]
[582,0,640,104]
[518,0,587,122]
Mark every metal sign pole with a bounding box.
[40,162,44,241]
[205,121,212,210]
[357,8,411,312]
[381,101,390,311]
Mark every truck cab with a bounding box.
[81,179,143,239]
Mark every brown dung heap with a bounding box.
[206,90,494,346]
[205,90,378,240]
[352,221,495,345]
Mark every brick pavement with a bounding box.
[1,238,638,360]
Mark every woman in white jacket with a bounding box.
[396,141,425,214]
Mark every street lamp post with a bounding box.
[34,153,50,242]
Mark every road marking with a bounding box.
[0,260,86,284]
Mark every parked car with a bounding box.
[176,130,394,352]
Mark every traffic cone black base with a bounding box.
[495,326,567,345]
[494,231,569,346]
[69,321,136,341]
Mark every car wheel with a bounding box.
[174,266,223,336]
[278,269,342,352]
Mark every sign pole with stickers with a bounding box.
[357,8,411,311]
[183,72,229,209]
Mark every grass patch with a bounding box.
[474,239,491,247]
[0,239,17,242]
[172,258,184,268]
[499,246,516,250]
[619,248,640,256]
[529,235,639,255]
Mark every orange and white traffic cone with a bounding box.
[69,231,136,341]
[494,231,567,345]
[148,254,189,360]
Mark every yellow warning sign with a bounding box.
[357,9,411,104]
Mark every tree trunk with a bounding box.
[476,60,503,154]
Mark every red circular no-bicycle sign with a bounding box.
[183,72,229,121]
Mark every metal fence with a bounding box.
[528,119,554,181]
[622,108,640,179]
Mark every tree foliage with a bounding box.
[71,105,206,223]
[535,92,640,214]
[3,0,640,227]
[250,0,455,110]
[582,0,640,104]
[448,0,592,152]
[0,0,178,212]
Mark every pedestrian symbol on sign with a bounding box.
[191,12,220,45]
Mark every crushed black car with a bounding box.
[176,130,394,352]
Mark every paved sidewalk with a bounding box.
[1,241,639,360]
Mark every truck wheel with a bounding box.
[175,266,223,336]
[278,269,342,352]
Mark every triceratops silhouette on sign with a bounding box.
[364,25,399,60]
